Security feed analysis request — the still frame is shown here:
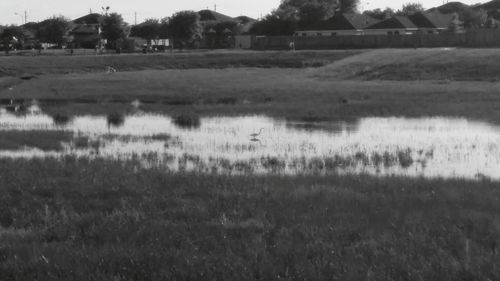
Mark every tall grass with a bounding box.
[0,130,72,151]
[0,157,499,280]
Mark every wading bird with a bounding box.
[250,128,264,138]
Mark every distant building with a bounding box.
[364,16,418,35]
[365,11,454,35]
[69,13,102,48]
[295,13,379,36]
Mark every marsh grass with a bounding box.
[0,157,499,280]
[0,130,72,151]
[173,112,201,129]
[51,113,71,126]
[106,112,125,127]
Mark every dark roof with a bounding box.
[299,13,378,31]
[367,16,417,29]
[235,16,256,24]
[73,13,101,25]
[198,10,234,22]
[70,25,99,34]
[408,11,453,28]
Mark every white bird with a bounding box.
[250,128,264,138]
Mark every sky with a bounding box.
[0,0,490,26]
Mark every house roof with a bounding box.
[70,25,99,34]
[366,16,417,29]
[73,13,101,25]
[235,16,256,24]
[299,13,378,31]
[198,10,234,22]
[408,11,453,28]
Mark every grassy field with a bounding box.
[2,49,500,280]
[1,158,499,281]
[2,49,500,123]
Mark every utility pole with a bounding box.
[24,11,27,24]
[135,12,137,25]
[214,4,216,11]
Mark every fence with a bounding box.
[252,29,500,50]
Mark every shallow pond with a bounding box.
[1,109,500,180]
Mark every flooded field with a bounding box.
[1,106,500,180]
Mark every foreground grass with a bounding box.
[1,157,499,280]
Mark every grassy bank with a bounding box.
[312,48,500,81]
[0,50,360,77]
[4,68,500,123]
[0,157,499,280]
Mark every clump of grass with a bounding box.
[150,134,171,141]
[0,130,72,151]
[107,112,125,127]
[173,113,201,129]
[261,156,286,172]
[52,113,71,126]
[397,148,414,168]
[73,136,100,151]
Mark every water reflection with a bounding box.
[1,110,500,180]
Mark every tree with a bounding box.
[363,7,395,20]
[100,12,127,48]
[249,14,297,35]
[338,0,360,13]
[130,19,161,42]
[166,11,202,48]
[1,26,24,53]
[37,16,70,46]
[396,3,425,16]
[274,0,359,28]
[461,8,488,28]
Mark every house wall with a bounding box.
[252,29,500,50]
[363,28,418,35]
[295,30,364,36]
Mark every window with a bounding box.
[387,31,393,35]
[317,33,323,36]
[302,33,307,36]
[331,32,337,36]
[394,31,400,35]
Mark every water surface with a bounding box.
[1,110,499,180]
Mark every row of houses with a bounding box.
[295,11,457,37]
[69,10,257,49]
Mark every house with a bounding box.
[198,9,234,22]
[69,13,102,48]
[364,16,418,35]
[365,11,455,35]
[295,13,378,36]
[408,11,455,34]
[197,9,256,48]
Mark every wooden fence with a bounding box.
[252,29,500,50]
